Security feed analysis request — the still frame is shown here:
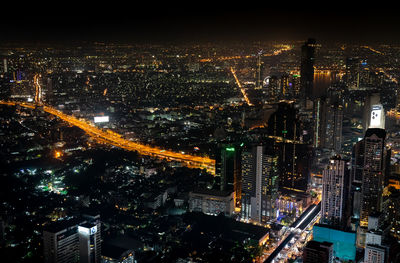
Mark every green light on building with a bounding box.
[226,147,235,152]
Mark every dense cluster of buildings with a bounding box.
[1,39,400,263]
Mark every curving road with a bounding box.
[0,100,216,174]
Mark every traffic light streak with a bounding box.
[0,100,216,174]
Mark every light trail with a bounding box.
[0,100,216,174]
[34,74,42,104]
[361,45,384,55]
[199,45,292,62]
[230,67,253,106]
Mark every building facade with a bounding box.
[241,144,279,223]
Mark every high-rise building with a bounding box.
[364,244,387,263]
[215,144,241,208]
[300,38,317,105]
[302,240,334,263]
[360,128,387,227]
[351,138,365,184]
[345,57,360,90]
[43,215,101,263]
[256,51,263,90]
[241,144,279,223]
[43,219,81,263]
[267,102,311,192]
[313,97,343,152]
[321,156,351,226]
[78,223,101,263]
[79,214,101,263]
[325,103,343,152]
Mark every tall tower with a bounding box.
[360,128,387,227]
[256,50,263,90]
[241,144,279,223]
[300,38,316,105]
[43,220,81,263]
[216,144,241,208]
[345,57,360,90]
[321,156,350,226]
[43,215,101,263]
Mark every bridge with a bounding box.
[264,202,321,263]
[1,76,215,174]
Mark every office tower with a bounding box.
[313,97,343,152]
[360,128,387,227]
[321,156,351,226]
[325,102,343,152]
[302,240,334,263]
[278,73,291,99]
[351,139,365,183]
[266,102,312,192]
[241,144,279,223]
[256,51,263,90]
[291,73,301,98]
[382,187,400,240]
[313,97,325,148]
[44,77,54,104]
[80,213,101,263]
[43,219,81,263]
[264,75,279,102]
[345,57,360,90]
[300,38,316,105]
[215,144,241,208]
[43,215,101,263]
[78,223,101,263]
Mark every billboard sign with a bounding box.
[94,116,109,123]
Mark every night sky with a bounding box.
[2,3,399,44]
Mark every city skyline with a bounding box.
[1,9,400,262]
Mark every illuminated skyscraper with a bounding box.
[43,219,81,263]
[360,128,387,227]
[313,97,343,152]
[345,57,360,90]
[43,215,101,263]
[241,144,279,223]
[321,156,350,226]
[79,214,101,263]
[216,144,241,208]
[267,102,311,192]
[300,38,316,105]
[78,223,101,263]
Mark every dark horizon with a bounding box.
[1,5,400,45]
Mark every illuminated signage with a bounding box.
[78,226,90,235]
[78,225,97,236]
[369,104,385,129]
[90,226,97,235]
[226,147,235,152]
[94,116,109,123]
